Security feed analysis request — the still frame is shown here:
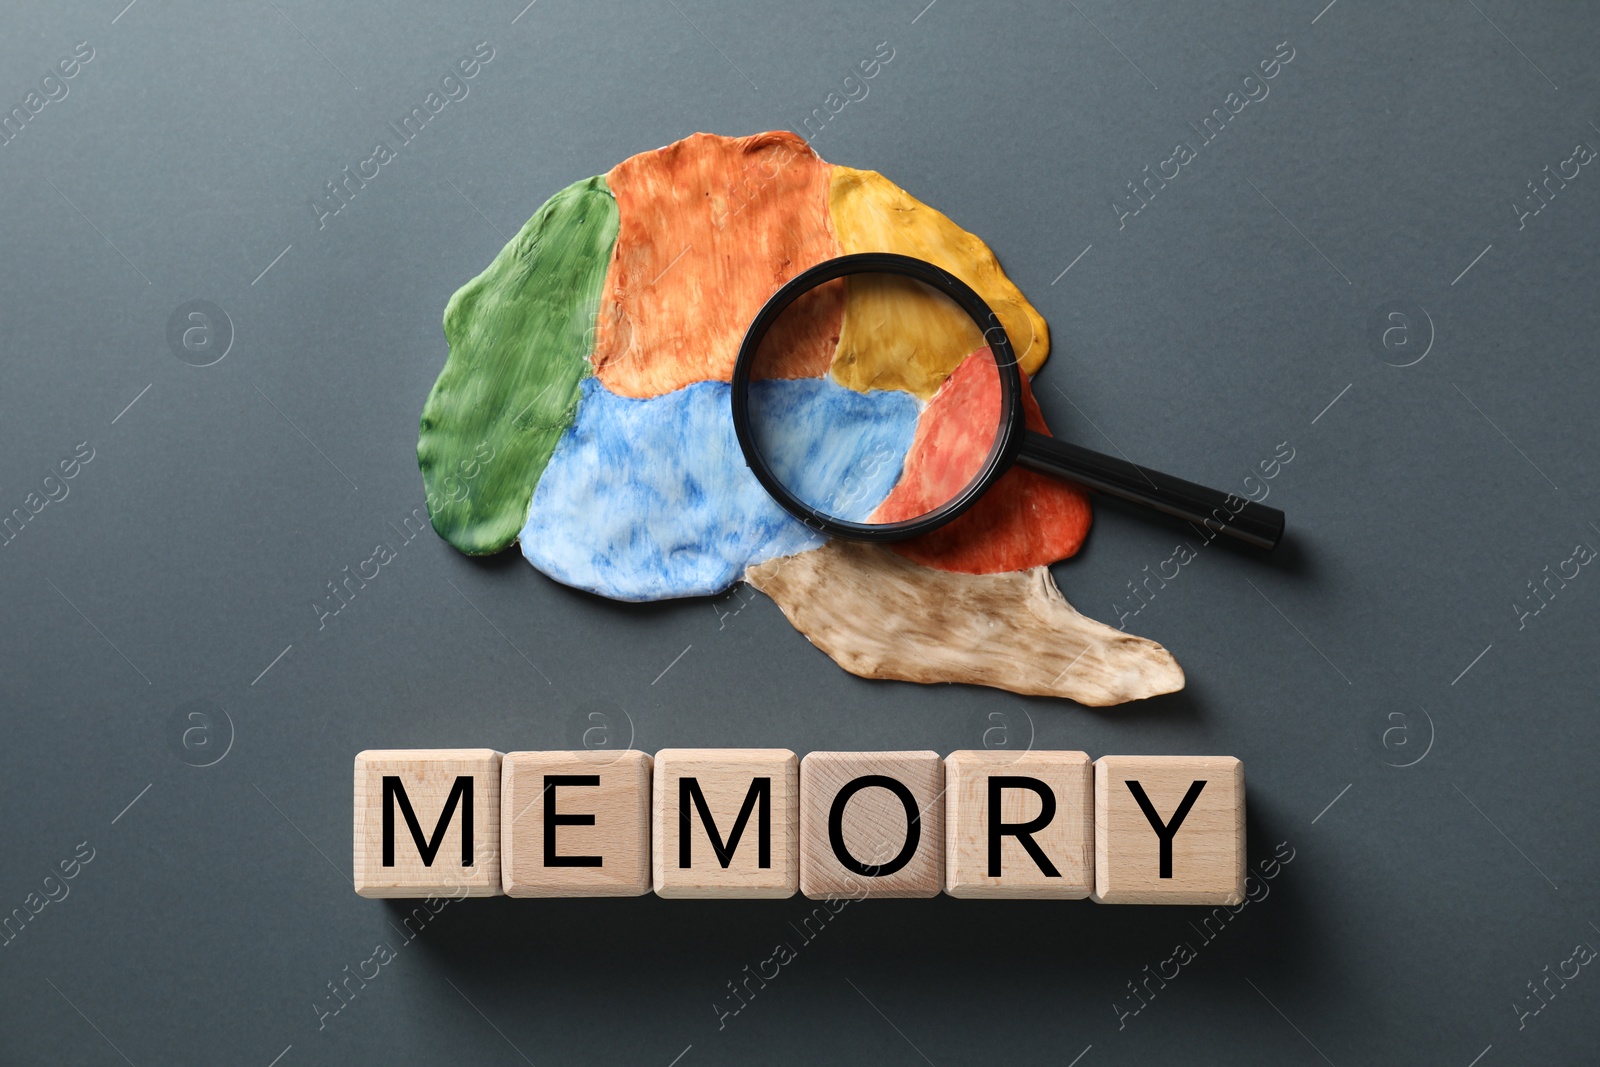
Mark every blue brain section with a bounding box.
[747,377,916,520]
[520,376,919,601]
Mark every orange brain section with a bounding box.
[592,131,843,397]
[874,349,1092,575]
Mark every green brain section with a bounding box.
[418,175,619,555]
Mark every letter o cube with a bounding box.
[800,751,944,899]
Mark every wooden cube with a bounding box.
[501,750,652,897]
[800,751,943,899]
[944,750,1092,899]
[353,749,503,898]
[652,749,798,898]
[1092,755,1244,905]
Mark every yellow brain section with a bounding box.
[827,166,1049,398]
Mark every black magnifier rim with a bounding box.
[731,252,1025,543]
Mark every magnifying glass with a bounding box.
[730,253,1285,551]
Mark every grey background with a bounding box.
[2,0,1596,1063]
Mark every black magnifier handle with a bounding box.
[1014,431,1285,550]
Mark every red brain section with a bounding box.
[873,349,1092,575]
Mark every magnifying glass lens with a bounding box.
[744,271,1008,531]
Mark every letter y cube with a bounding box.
[1092,755,1245,905]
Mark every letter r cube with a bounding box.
[945,750,1092,898]
[353,749,503,898]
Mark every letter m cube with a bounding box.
[353,749,503,898]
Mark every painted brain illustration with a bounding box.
[418,132,1182,705]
